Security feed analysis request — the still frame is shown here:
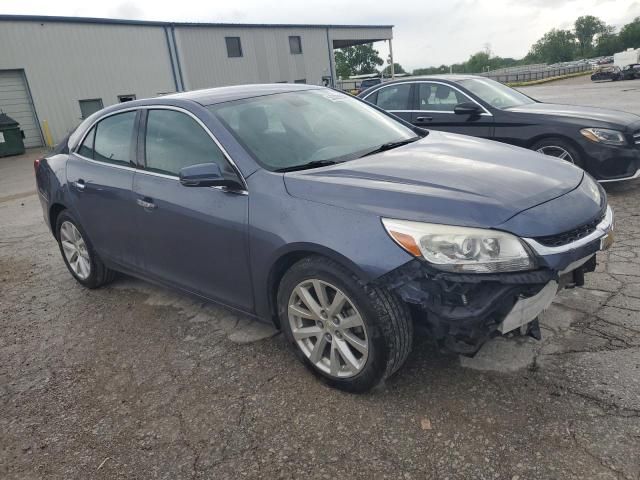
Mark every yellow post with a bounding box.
[41,120,54,147]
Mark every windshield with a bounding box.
[208,89,416,171]
[457,78,536,109]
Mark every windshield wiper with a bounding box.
[274,160,340,173]
[359,137,420,158]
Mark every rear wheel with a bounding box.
[277,256,413,392]
[56,210,115,288]
[532,137,583,168]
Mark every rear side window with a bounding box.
[78,127,96,158]
[374,84,412,110]
[93,112,136,166]
[144,109,231,177]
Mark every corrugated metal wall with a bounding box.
[0,21,176,143]
[0,19,392,144]
[176,26,332,89]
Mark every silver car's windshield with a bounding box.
[208,89,417,171]
[457,78,536,109]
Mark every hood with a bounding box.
[284,131,584,229]
[506,102,640,129]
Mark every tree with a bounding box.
[382,63,406,75]
[594,26,622,57]
[574,15,606,57]
[466,51,491,73]
[528,29,576,63]
[334,43,384,79]
[619,17,640,50]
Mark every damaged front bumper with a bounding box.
[377,207,614,355]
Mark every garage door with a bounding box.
[0,70,42,148]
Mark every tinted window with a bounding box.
[145,109,230,177]
[418,83,468,112]
[374,84,411,110]
[225,37,243,58]
[78,126,96,158]
[93,112,136,166]
[289,36,302,54]
[457,78,534,109]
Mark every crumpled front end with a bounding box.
[377,204,614,355]
[377,256,596,355]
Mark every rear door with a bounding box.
[364,83,414,123]
[411,82,493,138]
[66,110,139,267]
[132,107,253,310]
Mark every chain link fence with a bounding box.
[480,63,592,83]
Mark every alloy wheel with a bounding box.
[288,279,369,378]
[60,221,91,280]
[536,145,575,164]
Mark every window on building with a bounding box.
[294,79,307,84]
[225,37,243,58]
[145,109,231,177]
[93,111,136,166]
[118,94,136,103]
[79,99,104,119]
[289,36,302,54]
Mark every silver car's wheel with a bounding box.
[60,220,91,280]
[536,145,575,164]
[288,279,369,378]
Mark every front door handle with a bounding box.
[137,198,156,210]
[415,116,433,123]
[73,179,86,191]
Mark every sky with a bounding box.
[4,0,640,71]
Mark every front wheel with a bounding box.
[277,256,413,392]
[532,137,584,168]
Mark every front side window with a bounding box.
[225,37,243,58]
[144,109,231,177]
[457,78,535,109]
[373,84,412,111]
[209,89,416,171]
[289,36,302,54]
[417,83,469,112]
[92,111,136,166]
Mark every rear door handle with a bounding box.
[73,179,86,191]
[137,198,156,210]
[415,116,433,123]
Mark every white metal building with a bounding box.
[0,15,393,146]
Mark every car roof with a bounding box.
[162,83,324,105]
[377,74,486,84]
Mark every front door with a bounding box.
[66,110,139,267]
[133,108,253,311]
[411,82,493,138]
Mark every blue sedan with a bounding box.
[35,84,613,392]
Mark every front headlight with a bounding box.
[382,219,534,273]
[580,128,626,146]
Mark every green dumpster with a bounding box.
[0,113,26,157]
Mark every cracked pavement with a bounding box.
[2,77,640,479]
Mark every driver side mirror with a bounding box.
[454,102,482,116]
[179,163,243,190]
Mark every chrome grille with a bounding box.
[634,131,640,145]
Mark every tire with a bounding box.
[277,256,413,393]
[531,137,584,168]
[55,210,116,289]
